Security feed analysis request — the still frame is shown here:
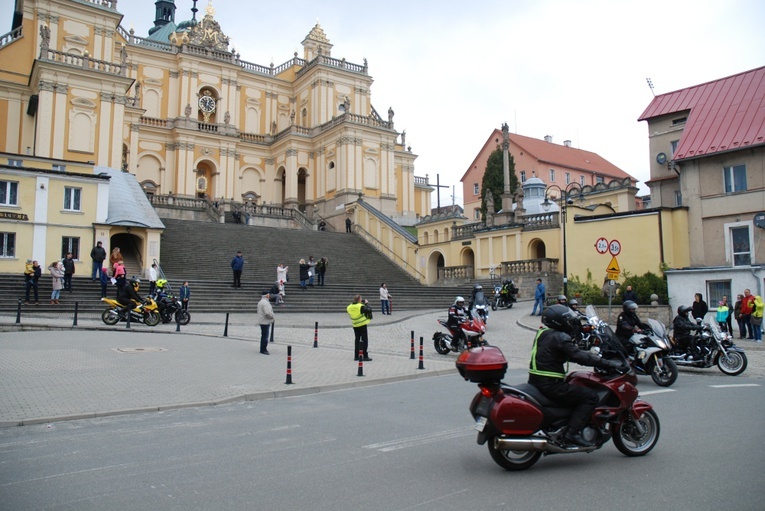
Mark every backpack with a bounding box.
[362,304,373,320]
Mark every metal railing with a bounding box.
[354,223,425,281]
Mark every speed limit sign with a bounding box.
[609,239,621,256]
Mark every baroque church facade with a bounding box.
[0,0,430,227]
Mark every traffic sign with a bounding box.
[606,256,620,280]
[595,237,609,254]
[608,239,621,256]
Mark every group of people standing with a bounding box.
[23,253,76,305]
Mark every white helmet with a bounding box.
[455,296,465,305]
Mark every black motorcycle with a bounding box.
[491,282,518,310]
[155,294,191,325]
[668,320,747,376]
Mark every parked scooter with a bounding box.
[101,296,160,326]
[457,318,659,471]
[433,309,487,354]
[668,320,747,376]
[492,279,518,310]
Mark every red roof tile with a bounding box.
[460,130,636,182]
[638,66,765,161]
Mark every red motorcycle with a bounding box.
[456,335,660,471]
[433,310,487,354]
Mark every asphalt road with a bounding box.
[1,368,763,511]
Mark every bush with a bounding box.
[567,270,610,305]
[621,272,668,304]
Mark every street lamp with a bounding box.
[541,183,582,297]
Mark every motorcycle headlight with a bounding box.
[656,339,669,350]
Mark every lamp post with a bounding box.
[541,183,582,298]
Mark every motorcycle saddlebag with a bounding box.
[456,346,508,383]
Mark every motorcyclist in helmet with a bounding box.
[468,284,488,310]
[569,298,586,317]
[447,296,469,349]
[117,276,144,318]
[557,295,568,305]
[615,300,650,351]
[528,304,623,447]
[673,305,704,357]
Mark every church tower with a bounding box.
[302,23,333,60]
[149,1,176,35]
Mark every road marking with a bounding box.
[639,389,676,396]
[709,384,761,388]
[363,427,473,452]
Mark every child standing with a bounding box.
[99,267,110,298]
[715,300,730,332]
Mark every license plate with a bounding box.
[475,416,488,432]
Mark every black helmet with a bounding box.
[623,300,638,313]
[541,304,581,337]
[677,305,692,316]
[569,299,579,308]
[557,295,568,304]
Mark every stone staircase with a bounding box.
[3,219,470,315]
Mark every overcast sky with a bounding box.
[4,0,763,204]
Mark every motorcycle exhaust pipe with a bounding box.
[494,437,593,454]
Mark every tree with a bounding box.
[480,147,518,221]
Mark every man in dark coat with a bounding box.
[90,241,107,281]
[62,252,75,292]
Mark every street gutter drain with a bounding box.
[114,347,169,354]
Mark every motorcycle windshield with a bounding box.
[646,318,666,337]
[473,292,487,306]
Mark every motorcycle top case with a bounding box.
[456,346,508,383]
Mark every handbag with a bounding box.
[752,316,763,326]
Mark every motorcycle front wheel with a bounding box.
[144,311,161,327]
[175,310,191,325]
[716,350,747,376]
[488,436,542,471]
[649,356,678,387]
[613,409,660,457]
[101,309,120,326]
[491,300,498,311]
[433,334,451,355]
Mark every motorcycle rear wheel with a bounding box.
[613,409,660,457]
[488,436,542,471]
[144,311,161,327]
[175,310,191,325]
[716,351,747,376]
[649,356,678,387]
[101,309,120,326]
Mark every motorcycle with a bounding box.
[101,297,161,327]
[457,315,659,471]
[626,318,678,387]
[471,289,490,323]
[668,320,747,376]
[154,293,191,325]
[491,282,518,311]
[433,310,487,354]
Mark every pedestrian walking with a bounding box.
[62,252,75,292]
[347,294,373,361]
[531,278,546,316]
[257,291,275,354]
[90,241,106,281]
[379,283,392,315]
[317,257,328,286]
[48,261,63,304]
[24,260,41,304]
[179,281,190,310]
[231,251,244,288]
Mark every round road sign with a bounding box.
[595,237,609,254]
[609,239,621,256]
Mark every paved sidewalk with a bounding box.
[1,303,761,427]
